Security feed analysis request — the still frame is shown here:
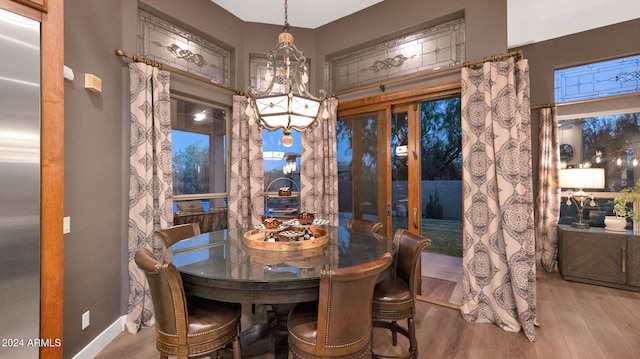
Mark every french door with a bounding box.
[391,99,463,256]
[337,98,462,245]
[336,110,389,229]
[390,97,462,306]
[337,82,462,307]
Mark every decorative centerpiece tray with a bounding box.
[245,245,327,266]
[244,227,328,251]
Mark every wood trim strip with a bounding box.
[530,85,640,110]
[338,80,460,116]
[40,0,64,357]
[9,0,46,12]
[416,294,461,310]
[0,0,42,19]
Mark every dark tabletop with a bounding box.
[173,226,391,304]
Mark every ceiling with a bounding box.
[211,0,640,48]
[211,0,383,30]
[507,0,640,48]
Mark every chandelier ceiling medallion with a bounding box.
[245,0,329,147]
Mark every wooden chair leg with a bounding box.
[391,320,398,346]
[232,335,241,359]
[408,317,417,354]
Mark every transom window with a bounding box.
[555,54,640,104]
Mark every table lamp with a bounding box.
[559,168,605,229]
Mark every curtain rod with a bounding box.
[115,49,242,95]
[334,50,524,96]
[117,47,523,99]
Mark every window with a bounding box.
[558,112,640,227]
[556,54,640,228]
[559,113,640,190]
[263,130,301,217]
[171,96,228,211]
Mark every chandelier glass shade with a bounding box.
[245,0,328,147]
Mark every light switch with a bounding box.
[63,216,70,234]
[64,65,74,81]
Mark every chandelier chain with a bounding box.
[283,0,290,31]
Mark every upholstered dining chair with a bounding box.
[371,229,431,359]
[347,218,384,235]
[287,252,393,359]
[154,222,201,249]
[134,247,242,359]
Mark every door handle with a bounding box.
[622,247,626,273]
[413,208,418,229]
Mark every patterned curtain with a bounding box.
[228,95,264,227]
[460,58,537,341]
[301,97,339,225]
[125,63,173,333]
[536,107,561,271]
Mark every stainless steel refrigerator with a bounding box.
[0,8,41,359]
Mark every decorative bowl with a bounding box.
[298,211,315,225]
[263,217,281,229]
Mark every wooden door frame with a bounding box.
[1,1,65,358]
[40,2,64,357]
[390,103,422,234]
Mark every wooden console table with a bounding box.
[558,225,640,291]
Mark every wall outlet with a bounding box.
[82,311,90,330]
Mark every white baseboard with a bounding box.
[72,315,126,359]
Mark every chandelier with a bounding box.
[245,0,329,147]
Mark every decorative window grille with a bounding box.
[137,9,231,86]
[327,18,465,93]
[555,54,640,103]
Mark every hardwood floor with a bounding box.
[97,271,640,359]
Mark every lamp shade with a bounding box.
[559,168,605,189]
[253,93,321,132]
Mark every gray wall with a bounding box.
[63,1,126,357]
[61,0,637,357]
[62,0,247,356]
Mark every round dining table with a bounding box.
[172,225,392,357]
[173,225,391,304]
